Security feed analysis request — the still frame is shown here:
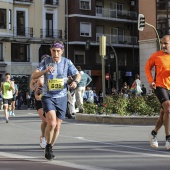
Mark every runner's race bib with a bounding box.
[48,78,64,91]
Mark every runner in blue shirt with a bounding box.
[31,40,81,160]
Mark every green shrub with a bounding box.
[84,102,98,114]
[83,94,161,116]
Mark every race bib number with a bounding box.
[48,78,64,91]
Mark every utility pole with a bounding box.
[99,36,106,102]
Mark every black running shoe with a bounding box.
[45,145,54,160]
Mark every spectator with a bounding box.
[141,84,147,96]
[121,82,129,98]
[98,89,103,104]
[17,90,24,110]
[85,87,94,103]
[93,90,99,104]
[75,66,92,113]
[26,92,31,109]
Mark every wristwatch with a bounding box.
[74,80,79,85]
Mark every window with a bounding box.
[11,43,30,62]
[74,51,85,64]
[157,0,167,10]
[0,43,3,61]
[111,27,124,44]
[80,22,91,37]
[9,9,12,30]
[0,9,6,29]
[117,3,123,17]
[80,0,91,10]
[46,13,53,37]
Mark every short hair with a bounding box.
[77,66,81,71]
[5,73,10,76]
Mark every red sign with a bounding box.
[105,73,110,80]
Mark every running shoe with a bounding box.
[9,110,12,116]
[165,137,170,149]
[150,131,158,148]
[45,145,54,160]
[6,120,9,123]
[40,137,47,149]
[12,112,15,116]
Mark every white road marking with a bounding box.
[0,152,113,170]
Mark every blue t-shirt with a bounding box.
[37,56,78,98]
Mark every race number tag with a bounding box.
[48,78,64,91]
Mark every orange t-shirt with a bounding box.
[145,50,170,90]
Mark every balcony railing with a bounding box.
[40,29,62,39]
[96,7,137,20]
[13,0,33,4]
[13,27,33,37]
[44,0,59,6]
[96,33,138,45]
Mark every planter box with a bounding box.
[75,113,159,125]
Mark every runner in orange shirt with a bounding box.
[145,35,170,149]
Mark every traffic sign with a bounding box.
[105,73,110,80]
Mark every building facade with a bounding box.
[66,0,139,93]
[0,0,65,92]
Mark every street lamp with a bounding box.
[108,44,119,91]
[105,53,114,94]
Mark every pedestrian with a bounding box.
[17,90,24,110]
[141,84,147,96]
[0,73,15,123]
[10,78,18,116]
[26,92,31,109]
[131,74,143,96]
[121,82,129,98]
[98,89,103,104]
[93,90,99,104]
[145,35,170,149]
[85,87,94,103]
[30,75,47,149]
[75,66,92,113]
[31,40,81,160]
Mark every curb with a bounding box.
[75,113,159,125]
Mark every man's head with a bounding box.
[50,40,64,62]
[161,35,170,54]
[77,66,81,71]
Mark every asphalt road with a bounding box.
[0,109,170,170]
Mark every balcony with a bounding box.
[96,33,138,46]
[13,0,33,5]
[44,0,59,7]
[40,29,62,39]
[13,27,33,37]
[96,7,137,21]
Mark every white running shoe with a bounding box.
[150,134,158,148]
[40,137,47,149]
[165,139,170,149]
[9,111,12,116]
[12,112,15,116]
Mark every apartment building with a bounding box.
[66,0,139,93]
[0,0,65,91]
[139,0,170,92]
